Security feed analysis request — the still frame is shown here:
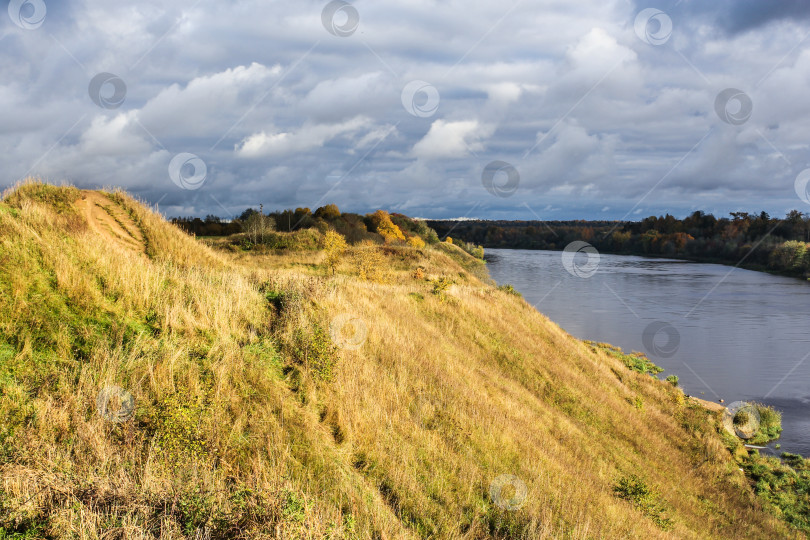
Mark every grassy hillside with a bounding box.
[0,182,799,538]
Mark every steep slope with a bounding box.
[0,182,797,538]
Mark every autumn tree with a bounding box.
[368,210,405,244]
[322,230,347,274]
[315,204,341,220]
[671,232,694,251]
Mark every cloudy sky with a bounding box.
[3,0,810,220]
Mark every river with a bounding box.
[485,248,810,456]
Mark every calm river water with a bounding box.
[486,248,810,456]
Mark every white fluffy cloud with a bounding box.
[138,62,282,137]
[411,120,493,160]
[236,117,371,158]
[80,112,152,155]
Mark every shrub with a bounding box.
[431,276,453,300]
[665,375,679,387]
[733,410,750,426]
[497,284,521,297]
[749,403,783,444]
[292,324,337,382]
[322,230,347,275]
[235,229,322,251]
[260,285,304,319]
[613,475,674,531]
[353,243,387,282]
[407,235,426,249]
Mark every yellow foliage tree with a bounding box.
[369,210,405,244]
[322,230,347,274]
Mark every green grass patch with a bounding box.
[291,324,337,382]
[613,474,674,531]
[743,451,810,533]
[585,341,664,376]
[497,284,522,297]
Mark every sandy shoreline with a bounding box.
[688,395,726,412]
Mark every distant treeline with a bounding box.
[427,210,810,278]
[171,204,440,248]
[171,215,243,237]
[170,207,354,238]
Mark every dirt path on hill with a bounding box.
[76,191,146,254]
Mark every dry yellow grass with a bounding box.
[0,181,800,538]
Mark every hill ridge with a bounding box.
[0,181,797,539]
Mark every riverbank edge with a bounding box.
[587,338,810,533]
[689,396,725,412]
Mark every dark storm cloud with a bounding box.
[723,0,810,33]
[634,0,810,35]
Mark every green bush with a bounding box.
[613,475,674,531]
[292,324,337,382]
[733,410,750,426]
[665,375,679,387]
[497,284,522,297]
[749,403,782,444]
[431,276,453,300]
